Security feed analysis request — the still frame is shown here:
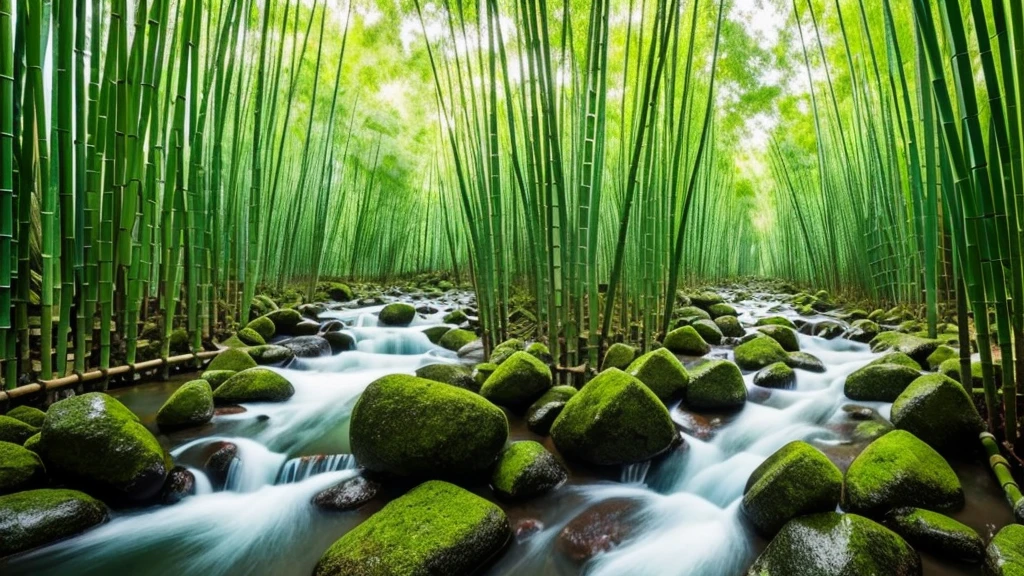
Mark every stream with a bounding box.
[3,289,1013,576]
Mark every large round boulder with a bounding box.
[156,380,215,432]
[480,351,553,410]
[734,335,789,370]
[742,441,842,536]
[686,360,747,411]
[883,507,984,563]
[245,316,276,341]
[415,363,478,392]
[844,363,921,402]
[6,405,47,428]
[756,325,800,352]
[38,393,170,503]
[350,374,508,479]
[625,348,690,403]
[601,343,637,371]
[753,362,796,389]
[890,374,985,456]
[0,489,109,557]
[663,326,711,356]
[207,347,258,372]
[0,415,38,444]
[378,302,416,326]
[870,332,941,365]
[212,368,295,405]
[438,329,478,352]
[715,315,745,338]
[691,319,724,345]
[0,441,46,495]
[551,368,677,466]
[281,335,332,358]
[314,481,511,576]
[265,308,303,334]
[490,441,567,500]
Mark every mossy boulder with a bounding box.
[415,363,477,392]
[39,393,170,502]
[207,347,258,372]
[785,351,826,373]
[883,507,983,563]
[350,375,508,479]
[423,325,452,345]
[869,352,922,370]
[480,351,553,410]
[168,328,191,354]
[742,441,842,536]
[379,302,417,326]
[265,308,303,334]
[602,343,637,371]
[6,405,47,428]
[324,331,356,354]
[0,415,38,444]
[313,480,511,576]
[325,282,355,302]
[526,386,577,436]
[0,489,109,557]
[551,369,676,466]
[843,430,963,517]
[692,319,724,345]
[870,331,941,365]
[686,360,747,411]
[715,315,745,338]
[756,325,800,352]
[491,441,567,500]
[753,362,796,389]
[625,348,690,403]
[156,380,215,432]
[23,432,40,453]
[245,314,276,342]
[473,363,498,388]
[747,512,920,576]
[890,374,984,456]
[212,368,295,405]
[734,335,789,371]
[439,329,478,353]
[676,305,712,321]
[845,319,881,343]
[755,316,796,329]
[281,335,332,358]
[939,358,1000,388]
[443,309,469,325]
[236,327,266,346]
[690,291,725,309]
[707,302,737,318]
[926,345,957,371]
[986,524,1024,576]
[526,342,552,363]
[489,338,525,365]
[0,441,46,495]
[663,326,711,356]
[247,344,294,365]
[199,370,235,389]
[844,363,921,402]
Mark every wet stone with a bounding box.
[557,498,640,564]
[312,476,381,512]
[160,466,196,505]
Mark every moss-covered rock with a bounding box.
[156,380,215,432]
[415,363,477,392]
[245,316,276,342]
[843,430,963,517]
[742,441,842,536]
[378,302,417,326]
[526,386,577,436]
[926,345,957,371]
[350,375,508,479]
[756,325,800,352]
[489,338,525,365]
[690,291,725,309]
[246,344,294,365]
[692,319,724,345]
[292,319,322,337]
[883,507,983,563]
[602,343,637,371]
[707,302,737,318]
[686,360,747,411]
[938,358,1000,389]
[39,393,169,502]
[663,326,711,356]
[735,335,789,371]
[844,363,921,402]
[676,305,712,321]
[0,489,109,557]
[207,347,258,372]
[325,282,355,302]
[714,316,744,338]
[168,328,191,355]
[313,480,511,576]
[753,362,796,389]
[845,319,881,343]
[439,329,478,353]
[755,316,796,329]
[6,405,47,428]
[625,348,690,403]
[890,374,984,456]
[0,415,38,444]
[784,351,826,373]
[236,327,266,346]
[422,325,452,345]
[281,335,332,358]
[870,332,941,365]
[747,512,920,576]
[473,363,498,388]
[23,432,40,453]
[443,309,469,325]
[264,308,303,335]
[323,331,356,354]
[551,369,676,466]
[869,351,922,370]
[0,441,46,495]
[212,368,295,405]
[526,342,552,364]
[491,441,567,500]
[480,351,553,410]
[986,523,1024,576]
[199,370,235,390]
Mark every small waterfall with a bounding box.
[620,461,651,485]
[354,330,436,355]
[276,454,357,484]
[186,467,214,496]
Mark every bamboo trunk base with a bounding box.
[980,432,1024,523]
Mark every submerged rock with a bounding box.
[756,325,800,352]
[551,368,676,466]
[39,393,170,503]
[480,351,553,410]
[212,368,295,404]
[0,441,46,495]
[439,328,478,352]
[557,498,640,564]
[415,363,477,391]
[350,374,508,479]
[844,363,921,402]
[526,386,577,436]
[785,351,827,373]
[663,326,711,356]
[156,380,215,432]
[986,524,1024,575]
[490,441,566,500]
[734,335,789,370]
[0,489,109,557]
[625,348,690,403]
[890,374,984,456]
[686,360,747,411]
[742,441,842,536]
[0,415,38,445]
[313,475,380,512]
[203,441,238,489]
[870,332,940,365]
[207,348,258,372]
[883,507,983,563]
[748,512,920,576]
[601,343,637,371]
[753,362,796,389]
[378,302,416,326]
[323,331,355,354]
[313,481,511,576]
[281,335,332,358]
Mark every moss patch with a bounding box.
[439,329,478,352]
[686,360,747,411]
[756,325,800,352]
[692,319,724,345]
[423,325,452,344]
[491,441,567,500]
[891,374,984,456]
[784,351,826,373]
[0,441,46,495]
[245,316,276,341]
[868,352,921,370]
[379,303,417,326]
[526,342,552,363]
[247,344,294,365]
[490,339,525,365]
[755,316,796,329]
[986,524,1024,576]
[480,351,553,410]
[707,302,737,318]
[6,405,47,428]
[0,415,39,444]
[0,489,109,557]
[207,348,258,372]
[526,386,577,436]
[735,335,789,371]
[844,363,921,402]
[753,362,796,389]
[601,343,637,371]
[663,326,711,356]
[236,327,266,346]
[212,368,294,405]
[443,309,469,325]
[199,370,236,390]
[625,348,690,403]
[883,507,983,563]
[742,441,842,536]
[266,308,303,333]
[925,345,957,371]
[870,332,941,365]
[715,315,745,338]
[157,380,215,432]
[415,363,478,392]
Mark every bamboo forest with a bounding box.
[3,0,1024,574]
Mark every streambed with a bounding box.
[3,288,1013,576]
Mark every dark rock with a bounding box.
[312,475,380,512]
[160,466,196,505]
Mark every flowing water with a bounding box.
[2,290,1013,576]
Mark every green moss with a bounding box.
[219,334,249,348]
[313,480,511,576]
[663,326,711,356]
[755,316,796,329]
[843,430,963,517]
[734,335,789,370]
[715,315,746,338]
[0,489,109,557]
[846,319,880,343]
[784,351,826,373]
[39,393,169,502]
[692,319,724,345]
[473,363,498,387]
[157,380,215,432]
[853,420,893,443]
[891,374,984,455]
[551,368,676,466]
[601,343,637,371]
[325,282,355,302]
[415,363,477,392]
[844,363,921,402]
[207,348,258,372]
[686,360,747,410]
[212,368,295,405]
[0,441,46,495]
[168,328,191,354]
[480,351,553,410]
[6,405,47,428]
[676,305,712,321]
[868,351,922,370]
[867,308,886,322]
[690,291,725,309]
[707,302,737,318]
[443,309,469,324]
[938,357,1001,388]
[438,329,478,352]
[422,325,451,344]
[925,345,957,370]
[490,441,567,500]
[23,432,41,453]
[986,524,1024,576]
[870,331,941,364]
[489,338,525,364]
[247,344,294,365]
[266,308,303,333]
[199,370,236,390]
[883,507,983,563]
[742,441,842,536]
[350,375,508,479]
[0,415,40,444]
[526,386,577,436]
[245,316,276,341]
[753,362,795,389]
[748,512,920,576]
[526,342,552,363]
[756,325,800,352]
[625,348,690,402]
[379,303,417,326]
[236,327,266,346]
